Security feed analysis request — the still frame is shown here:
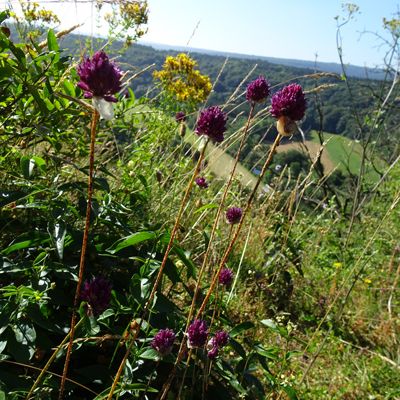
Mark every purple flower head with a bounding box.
[175,111,186,123]
[246,76,271,103]
[207,343,219,359]
[226,207,242,225]
[270,83,306,121]
[151,328,176,356]
[214,330,229,348]
[195,106,227,143]
[80,276,112,316]
[207,330,229,359]
[219,268,234,287]
[187,319,209,348]
[195,177,208,189]
[77,51,123,102]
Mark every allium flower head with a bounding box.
[219,268,234,287]
[175,111,186,123]
[207,330,229,359]
[195,106,227,143]
[187,319,209,348]
[195,177,208,189]
[77,50,123,103]
[207,344,219,359]
[151,328,176,356]
[226,207,242,225]
[270,83,306,121]
[214,330,229,347]
[246,76,271,103]
[80,276,112,316]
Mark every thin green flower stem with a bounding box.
[26,317,84,399]
[159,131,282,400]
[196,133,282,319]
[59,109,100,400]
[106,139,209,400]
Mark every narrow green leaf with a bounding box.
[229,321,254,338]
[194,203,218,214]
[106,231,157,254]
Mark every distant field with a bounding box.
[276,131,380,181]
[185,132,259,188]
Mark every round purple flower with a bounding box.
[207,343,219,359]
[80,276,112,316]
[195,177,208,189]
[246,76,270,103]
[77,51,123,102]
[175,111,186,123]
[226,207,242,225]
[270,83,306,121]
[213,330,229,347]
[195,106,227,143]
[207,330,229,359]
[151,328,176,356]
[187,319,209,348]
[219,268,234,287]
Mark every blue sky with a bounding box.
[9,0,399,67]
[142,0,399,67]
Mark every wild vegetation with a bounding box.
[0,2,399,400]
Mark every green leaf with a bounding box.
[260,319,288,338]
[32,156,46,171]
[0,10,9,24]
[47,29,59,53]
[54,223,66,260]
[63,80,76,97]
[281,384,298,400]
[254,344,279,360]
[20,156,35,179]
[171,245,196,278]
[2,232,50,255]
[139,348,159,360]
[229,321,254,338]
[228,338,246,358]
[194,203,218,214]
[106,231,157,254]
[0,340,6,354]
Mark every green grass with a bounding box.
[309,131,381,182]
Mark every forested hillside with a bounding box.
[59,37,398,146]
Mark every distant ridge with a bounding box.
[140,41,387,80]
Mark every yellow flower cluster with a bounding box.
[153,53,212,104]
[20,2,60,24]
